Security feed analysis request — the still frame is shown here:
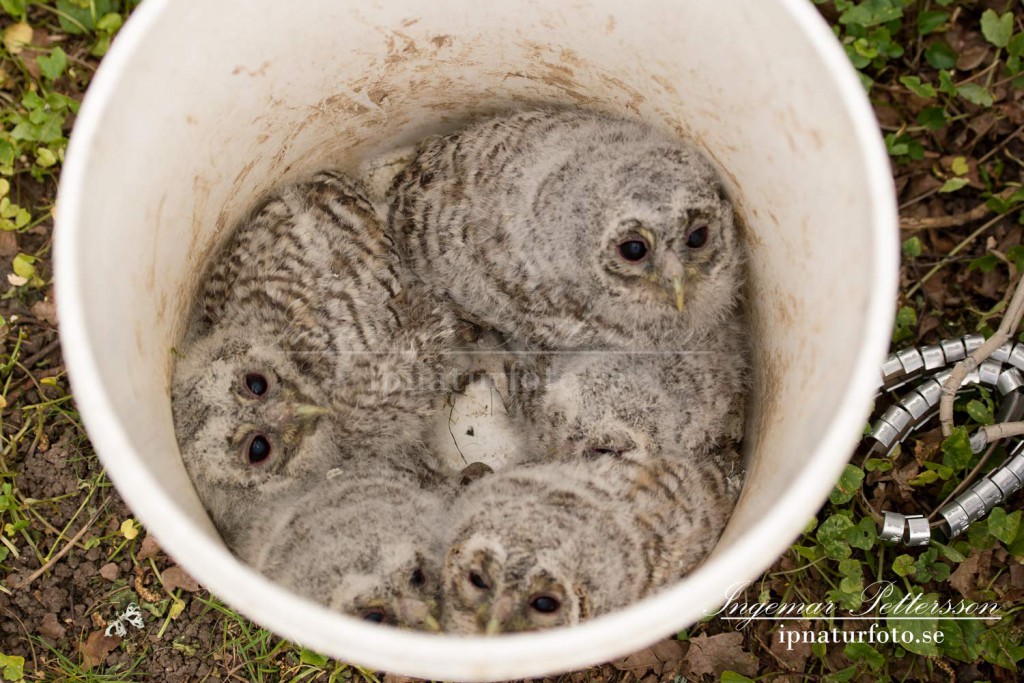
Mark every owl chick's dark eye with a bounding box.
[246,434,272,465]
[686,225,709,250]
[469,571,490,590]
[410,567,426,587]
[617,239,649,262]
[529,594,561,614]
[360,608,387,624]
[243,372,269,397]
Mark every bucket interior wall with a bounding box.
[58,0,892,676]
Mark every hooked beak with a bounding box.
[294,404,330,421]
[670,276,686,313]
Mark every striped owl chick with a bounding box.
[389,109,745,351]
[172,171,452,539]
[443,450,742,634]
[232,453,447,630]
[517,318,749,463]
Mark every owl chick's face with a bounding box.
[171,328,330,492]
[589,147,742,340]
[443,533,584,634]
[329,543,443,632]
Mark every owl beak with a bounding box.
[670,276,686,313]
[396,598,440,632]
[294,404,330,422]
[485,594,516,635]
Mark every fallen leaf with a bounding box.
[39,612,66,642]
[683,632,758,678]
[769,624,812,672]
[614,639,683,673]
[949,551,990,600]
[98,562,119,582]
[162,565,200,593]
[0,232,17,259]
[7,273,28,287]
[2,22,32,55]
[136,534,161,561]
[120,519,138,540]
[30,298,57,326]
[80,629,120,670]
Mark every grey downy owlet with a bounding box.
[171,170,453,541]
[442,449,743,634]
[232,452,447,630]
[388,108,747,352]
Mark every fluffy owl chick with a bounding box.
[173,170,453,529]
[518,317,748,462]
[443,451,743,634]
[390,109,745,351]
[234,455,447,631]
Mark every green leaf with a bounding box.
[0,653,25,682]
[844,642,884,670]
[865,457,893,472]
[893,554,916,577]
[0,0,26,18]
[829,464,865,505]
[925,41,957,69]
[938,69,957,96]
[720,673,755,683]
[958,83,994,107]
[917,10,948,36]
[1007,245,1024,273]
[899,74,936,98]
[933,540,966,563]
[980,9,1013,49]
[817,513,854,560]
[902,236,922,259]
[965,398,994,424]
[941,427,973,471]
[893,305,917,343]
[917,106,946,130]
[848,518,877,551]
[55,0,119,34]
[299,648,329,667]
[908,469,939,486]
[35,147,57,168]
[11,253,35,279]
[839,0,903,28]
[37,46,67,81]
[889,590,941,657]
[951,156,969,176]
[988,507,1021,545]
[940,177,970,193]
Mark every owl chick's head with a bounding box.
[442,519,588,634]
[532,119,744,346]
[171,325,332,494]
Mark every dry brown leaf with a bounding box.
[80,630,121,670]
[769,624,812,672]
[30,298,57,326]
[949,552,984,600]
[613,639,684,674]
[0,232,17,259]
[98,562,119,582]
[162,565,200,593]
[136,534,161,561]
[683,632,759,678]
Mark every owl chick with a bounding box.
[232,453,447,630]
[172,170,452,537]
[389,109,746,351]
[517,317,748,463]
[443,450,743,634]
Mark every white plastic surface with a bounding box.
[54,1,898,680]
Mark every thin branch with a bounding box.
[940,274,1024,435]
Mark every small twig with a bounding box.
[900,200,992,231]
[940,273,1024,435]
[976,421,1024,444]
[13,511,98,590]
[18,338,61,370]
[905,213,1008,298]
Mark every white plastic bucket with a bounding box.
[55,0,897,680]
